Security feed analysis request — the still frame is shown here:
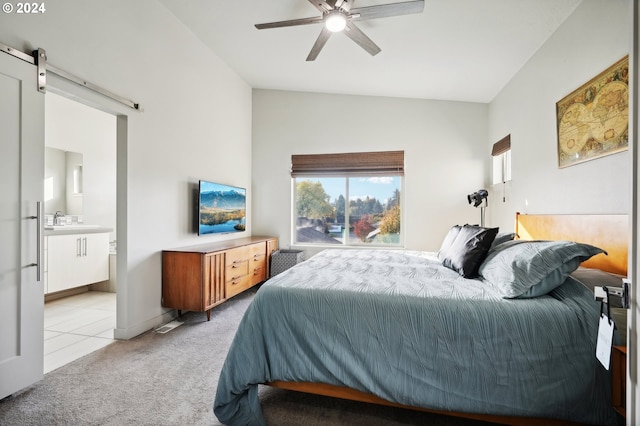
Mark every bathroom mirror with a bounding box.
[44,147,83,216]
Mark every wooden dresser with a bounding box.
[162,236,278,320]
[612,345,626,418]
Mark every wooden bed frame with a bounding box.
[266,213,629,426]
[515,212,628,276]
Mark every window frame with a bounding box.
[290,151,405,249]
[492,149,511,185]
[491,135,512,185]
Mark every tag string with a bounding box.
[600,287,613,326]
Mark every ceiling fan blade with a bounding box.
[350,0,424,20]
[343,21,381,56]
[337,0,354,12]
[307,0,335,13]
[306,27,332,61]
[255,16,323,30]
[314,0,354,12]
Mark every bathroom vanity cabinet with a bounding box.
[45,230,110,294]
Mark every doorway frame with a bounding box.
[45,73,130,339]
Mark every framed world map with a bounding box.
[556,56,629,168]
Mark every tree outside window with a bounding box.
[294,176,402,246]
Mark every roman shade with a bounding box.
[491,135,511,156]
[291,151,404,177]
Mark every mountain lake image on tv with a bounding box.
[198,181,246,235]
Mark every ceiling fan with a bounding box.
[255,0,425,61]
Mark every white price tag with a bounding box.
[596,314,614,370]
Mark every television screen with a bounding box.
[198,180,246,235]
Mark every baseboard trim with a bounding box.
[113,309,176,340]
[44,286,89,302]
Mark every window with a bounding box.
[291,151,403,247]
[492,150,511,185]
[491,135,511,185]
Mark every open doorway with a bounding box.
[43,92,117,373]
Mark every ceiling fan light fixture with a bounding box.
[325,11,347,32]
[254,0,425,60]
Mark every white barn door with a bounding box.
[0,50,45,399]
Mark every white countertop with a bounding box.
[44,225,113,236]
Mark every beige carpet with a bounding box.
[0,287,498,425]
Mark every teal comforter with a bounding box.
[213,249,617,425]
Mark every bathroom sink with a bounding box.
[45,224,101,230]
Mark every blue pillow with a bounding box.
[479,240,606,298]
[490,232,516,250]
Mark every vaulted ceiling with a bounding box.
[161,0,582,103]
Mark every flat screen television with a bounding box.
[198,180,246,235]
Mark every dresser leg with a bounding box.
[207,310,211,321]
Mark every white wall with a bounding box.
[252,90,488,254]
[0,0,253,338]
[253,0,632,256]
[488,0,631,231]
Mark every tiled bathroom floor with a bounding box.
[44,291,116,374]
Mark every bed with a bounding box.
[214,213,628,426]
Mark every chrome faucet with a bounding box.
[54,211,65,225]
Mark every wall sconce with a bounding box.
[467,189,488,227]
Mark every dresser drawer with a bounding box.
[225,243,264,265]
[252,269,266,285]
[226,273,253,298]
[226,246,250,266]
[226,260,249,282]
[249,252,266,266]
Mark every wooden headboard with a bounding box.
[515,213,629,276]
